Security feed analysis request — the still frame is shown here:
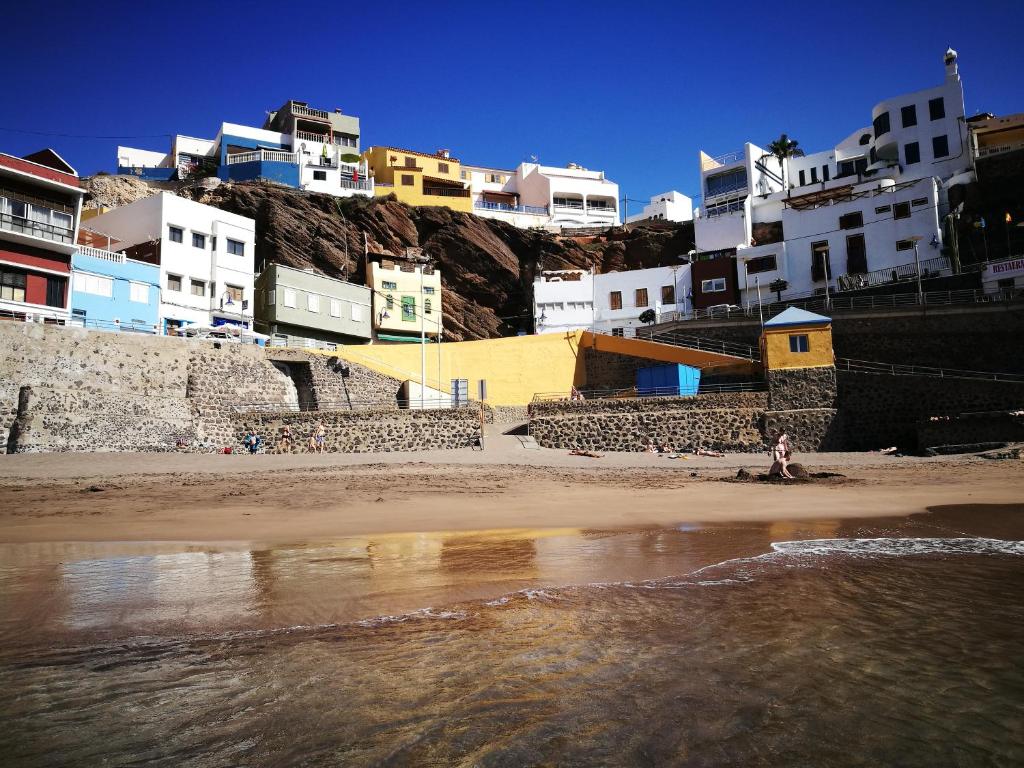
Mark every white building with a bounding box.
[515,162,620,228]
[534,263,691,336]
[461,164,552,229]
[626,191,693,224]
[117,100,373,199]
[81,192,256,334]
[691,49,973,309]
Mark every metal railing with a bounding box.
[553,202,585,210]
[702,149,745,169]
[225,149,298,165]
[531,380,766,403]
[587,206,616,215]
[473,201,548,215]
[339,177,373,191]
[633,328,761,360]
[0,307,158,334]
[423,187,470,197]
[232,398,477,413]
[835,357,1024,383]
[0,212,74,244]
[836,255,951,291]
[266,335,338,351]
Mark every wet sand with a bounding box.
[0,450,1021,543]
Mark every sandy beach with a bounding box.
[1,441,1021,543]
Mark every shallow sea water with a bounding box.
[1,505,1023,766]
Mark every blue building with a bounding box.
[70,248,161,333]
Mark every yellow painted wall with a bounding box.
[762,325,834,370]
[364,146,473,212]
[368,261,442,336]
[333,331,589,405]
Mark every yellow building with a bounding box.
[363,146,473,212]
[367,256,443,341]
[760,307,834,370]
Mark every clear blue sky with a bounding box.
[2,0,1022,209]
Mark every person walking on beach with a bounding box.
[278,425,292,453]
[770,433,795,479]
[313,422,327,454]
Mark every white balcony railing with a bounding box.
[587,206,616,215]
[225,149,298,165]
[553,202,585,210]
[296,129,330,144]
[291,104,330,121]
[77,245,125,263]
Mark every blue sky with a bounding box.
[2,0,1022,209]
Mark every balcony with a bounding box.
[291,104,330,121]
[586,205,616,216]
[77,245,126,263]
[226,149,298,165]
[836,255,951,291]
[0,211,73,244]
[553,201,584,211]
[474,201,548,215]
[340,177,373,191]
[424,186,470,198]
[296,129,330,144]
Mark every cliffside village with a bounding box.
[1,49,1022,350]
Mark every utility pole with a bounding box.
[420,263,426,409]
[910,235,924,305]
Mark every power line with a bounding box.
[0,126,173,140]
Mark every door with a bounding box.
[451,378,468,406]
[846,234,867,275]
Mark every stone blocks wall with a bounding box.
[528,393,768,453]
[484,404,529,424]
[234,407,480,453]
[767,366,837,411]
[916,411,1024,451]
[762,408,844,452]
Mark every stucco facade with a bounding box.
[70,249,160,333]
[367,259,443,340]
[626,191,693,224]
[365,146,472,212]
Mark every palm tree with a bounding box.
[765,134,805,189]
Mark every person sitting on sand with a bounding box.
[769,433,795,479]
[244,430,261,455]
[645,438,658,454]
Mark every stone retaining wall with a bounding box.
[916,411,1024,452]
[235,407,480,453]
[762,408,844,452]
[529,394,767,453]
[767,366,837,410]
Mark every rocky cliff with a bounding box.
[85,177,695,341]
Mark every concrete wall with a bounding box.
[255,263,373,342]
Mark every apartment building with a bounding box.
[534,264,691,336]
[366,251,443,342]
[364,147,472,212]
[70,237,161,333]
[462,163,551,228]
[626,191,694,224]
[692,49,972,309]
[117,100,373,198]
[515,162,620,227]
[254,263,372,346]
[82,192,256,333]
[0,149,84,323]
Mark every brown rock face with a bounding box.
[164,180,697,340]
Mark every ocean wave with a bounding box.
[770,537,1024,558]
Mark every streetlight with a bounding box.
[909,235,925,305]
[219,291,244,331]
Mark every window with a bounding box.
[928,97,945,121]
[404,156,417,167]
[822,165,830,182]
[330,300,341,318]
[73,272,113,297]
[45,278,64,308]
[313,170,327,181]
[129,282,148,303]
[894,201,911,220]
[789,334,809,353]
[423,286,435,294]
[810,167,818,183]
[438,162,449,174]
[901,104,917,128]
[932,135,949,159]
[855,158,868,175]
[267,289,276,306]
[705,167,747,197]
[904,142,920,165]
[283,289,296,308]
[810,242,831,282]
[487,173,504,184]
[382,280,398,290]
[700,278,726,293]
[746,255,777,274]
[798,170,806,186]
[611,327,624,337]
[401,295,415,321]
[896,239,915,251]
[169,226,183,243]
[192,233,205,249]
[226,239,244,256]
[460,170,467,180]
[873,111,890,138]
[386,293,394,310]
[912,198,928,207]
[875,205,891,214]
[634,288,648,307]
[846,234,867,275]
[0,269,26,302]
[167,274,182,292]
[609,291,622,310]
[839,211,864,230]
[858,133,871,146]
[401,174,414,186]
[869,146,878,165]
[425,298,432,315]
[190,279,206,296]
[838,160,856,178]
[661,285,675,305]
[351,304,362,322]
[225,284,243,301]
[307,293,319,313]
